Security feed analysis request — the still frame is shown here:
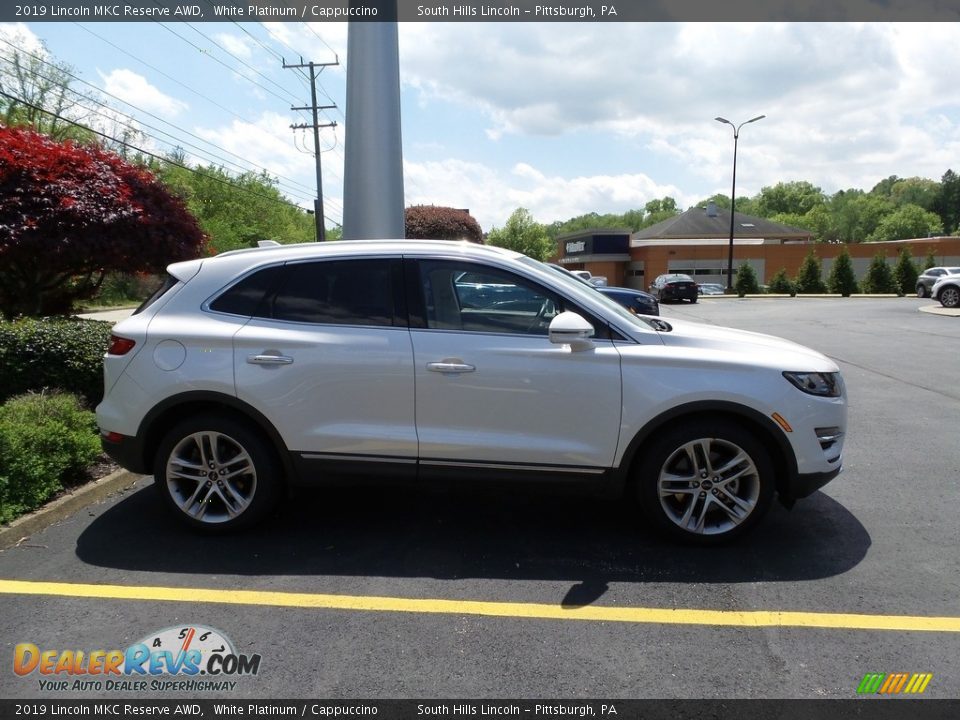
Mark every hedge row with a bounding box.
[0,393,101,525]
[0,317,114,407]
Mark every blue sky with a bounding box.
[3,21,960,232]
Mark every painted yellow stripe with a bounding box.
[2,579,960,633]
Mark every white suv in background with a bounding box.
[97,240,847,544]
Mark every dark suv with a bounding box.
[651,274,698,303]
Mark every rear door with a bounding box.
[231,257,418,466]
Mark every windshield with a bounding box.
[523,258,665,334]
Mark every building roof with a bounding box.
[632,204,813,244]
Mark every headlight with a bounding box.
[783,371,842,397]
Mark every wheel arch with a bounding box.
[616,401,799,503]
[136,391,295,484]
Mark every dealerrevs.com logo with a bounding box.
[14,625,261,693]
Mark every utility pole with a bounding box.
[284,57,339,241]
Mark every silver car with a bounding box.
[916,266,960,298]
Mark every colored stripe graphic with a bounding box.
[858,673,933,695]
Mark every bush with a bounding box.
[768,268,796,295]
[794,250,828,294]
[827,247,858,297]
[893,248,919,296]
[734,262,760,297]
[405,205,483,243]
[861,253,898,294]
[0,393,101,524]
[0,317,113,407]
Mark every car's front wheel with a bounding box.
[154,415,282,531]
[635,421,774,544]
[940,285,960,309]
[917,284,929,298]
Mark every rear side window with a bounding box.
[133,274,178,316]
[209,265,284,317]
[262,259,400,327]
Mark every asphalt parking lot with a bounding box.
[1,297,958,701]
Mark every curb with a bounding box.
[919,304,960,317]
[0,470,146,551]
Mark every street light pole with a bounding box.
[715,115,765,292]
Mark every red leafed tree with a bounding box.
[405,205,483,244]
[0,126,205,318]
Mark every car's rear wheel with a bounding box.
[635,421,774,544]
[154,415,281,531]
[917,284,928,298]
[940,286,960,308]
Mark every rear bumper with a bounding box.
[101,433,150,475]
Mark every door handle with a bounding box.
[427,360,476,374]
[247,354,294,365]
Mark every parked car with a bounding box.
[932,274,960,308]
[651,273,699,303]
[97,240,846,544]
[697,283,726,296]
[916,266,960,298]
[597,286,660,316]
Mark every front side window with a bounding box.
[417,260,561,336]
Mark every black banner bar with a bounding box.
[4,0,960,23]
[2,700,960,720]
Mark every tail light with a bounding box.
[108,335,137,356]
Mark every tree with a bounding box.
[827,247,858,297]
[828,191,893,243]
[933,169,960,234]
[867,204,942,242]
[860,253,897,294]
[405,205,483,243]
[734,262,760,297]
[157,161,317,252]
[757,181,826,217]
[794,250,827,294]
[0,127,205,318]
[486,208,554,261]
[640,197,682,228]
[924,250,938,269]
[889,177,940,211]
[768,268,795,295]
[893,248,919,297]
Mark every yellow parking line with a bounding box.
[2,579,960,633]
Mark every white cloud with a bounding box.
[0,23,45,54]
[397,23,960,199]
[404,158,695,230]
[98,68,188,117]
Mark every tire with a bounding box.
[917,284,928,298]
[153,414,282,532]
[940,285,960,309]
[689,296,698,304]
[634,420,774,545]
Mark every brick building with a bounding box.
[555,203,960,290]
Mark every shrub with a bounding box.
[860,253,898,294]
[0,317,113,407]
[827,247,858,297]
[794,250,828,294]
[893,248,919,296]
[734,262,760,297]
[0,393,101,524]
[405,205,483,243]
[768,268,796,295]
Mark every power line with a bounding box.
[0,88,333,221]
[0,38,320,203]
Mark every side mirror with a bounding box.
[548,311,595,352]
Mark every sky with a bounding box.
[2,20,960,232]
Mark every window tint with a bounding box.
[417,260,565,336]
[266,259,396,327]
[209,265,284,317]
[133,274,178,316]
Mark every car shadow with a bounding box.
[75,482,870,596]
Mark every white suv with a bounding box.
[97,240,846,543]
